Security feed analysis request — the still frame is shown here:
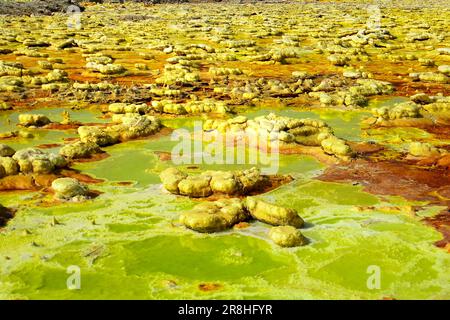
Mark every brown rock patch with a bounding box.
[318,159,450,247]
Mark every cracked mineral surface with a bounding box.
[0,0,449,300]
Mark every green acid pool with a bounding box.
[0,102,449,300]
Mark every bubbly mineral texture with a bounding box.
[78,114,161,146]
[51,177,89,201]
[179,198,249,233]
[372,102,422,121]
[0,157,19,176]
[269,226,307,247]
[59,141,102,160]
[178,175,213,197]
[78,126,119,147]
[204,113,353,160]
[160,167,278,197]
[320,136,352,159]
[179,197,305,237]
[245,197,304,228]
[87,62,126,75]
[10,148,67,174]
[0,0,450,299]
[408,142,445,158]
[150,99,230,115]
[159,167,188,194]
[18,114,51,127]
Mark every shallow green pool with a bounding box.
[0,100,449,300]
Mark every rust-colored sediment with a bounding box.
[60,170,104,184]
[0,170,104,192]
[198,283,222,292]
[361,117,434,129]
[318,159,450,246]
[63,137,80,142]
[0,174,48,191]
[414,154,450,170]
[154,151,172,161]
[347,141,384,156]
[44,123,82,130]
[71,152,110,163]
[248,174,294,196]
[143,126,173,141]
[278,144,341,164]
[318,159,450,204]
[115,181,134,186]
[422,124,450,140]
[36,143,62,149]
[233,221,251,229]
[425,209,450,249]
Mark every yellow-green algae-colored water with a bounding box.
[0,104,449,300]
